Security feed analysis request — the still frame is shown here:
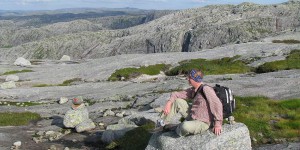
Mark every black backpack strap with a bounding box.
[195,84,208,99]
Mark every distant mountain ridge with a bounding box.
[0,1,299,60]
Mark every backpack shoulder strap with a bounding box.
[193,84,209,100]
[195,84,208,99]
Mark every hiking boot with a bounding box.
[156,119,165,128]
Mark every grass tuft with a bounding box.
[272,39,300,44]
[165,56,252,76]
[58,78,82,86]
[2,69,33,75]
[234,96,300,145]
[255,50,300,73]
[0,112,41,126]
[106,120,155,150]
[32,78,82,87]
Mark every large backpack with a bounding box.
[198,84,236,119]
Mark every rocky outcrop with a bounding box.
[1,1,300,60]
[0,9,174,49]
[146,123,252,150]
[0,33,299,149]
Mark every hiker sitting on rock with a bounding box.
[63,96,95,132]
[157,69,223,136]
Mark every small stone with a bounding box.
[6,75,19,82]
[36,131,45,136]
[116,111,125,117]
[49,137,54,141]
[1,81,16,89]
[49,145,57,150]
[13,141,21,147]
[59,97,68,104]
[62,129,71,135]
[64,147,70,150]
[60,55,71,61]
[45,131,56,136]
[32,137,40,143]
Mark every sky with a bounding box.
[0,0,289,11]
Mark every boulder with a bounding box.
[5,75,19,82]
[59,97,69,104]
[146,123,251,150]
[13,57,31,67]
[60,55,71,61]
[0,81,16,89]
[75,119,96,132]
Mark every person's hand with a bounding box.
[163,101,172,115]
[213,126,222,136]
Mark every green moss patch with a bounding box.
[58,78,82,86]
[32,78,82,87]
[2,69,33,75]
[272,39,300,44]
[255,50,300,73]
[165,56,252,76]
[108,64,170,81]
[0,112,41,126]
[106,121,155,150]
[234,96,300,145]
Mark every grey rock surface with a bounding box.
[146,123,251,150]
[101,124,137,143]
[0,24,299,150]
[1,1,300,60]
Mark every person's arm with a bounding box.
[203,86,223,135]
[163,88,194,115]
